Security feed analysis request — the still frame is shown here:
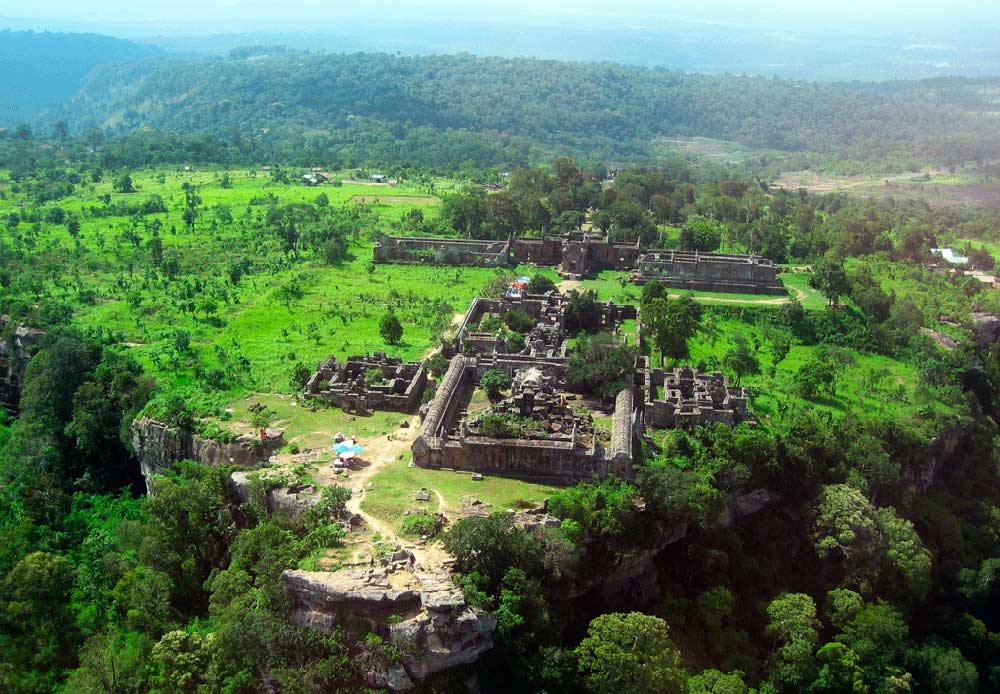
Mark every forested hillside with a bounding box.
[0,31,160,127]
[54,51,1000,169]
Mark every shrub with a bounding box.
[399,512,442,538]
[479,369,511,399]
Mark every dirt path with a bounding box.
[340,418,453,567]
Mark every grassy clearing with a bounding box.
[778,271,828,310]
[360,451,559,526]
[659,316,957,428]
[223,393,404,450]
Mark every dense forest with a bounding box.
[1,139,999,691]
[56,52,1000,169]
[1,26,1000,694]
[0,31,159,126]
[0,31,993,173]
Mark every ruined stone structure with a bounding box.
[372,231,640,279]
[555,232,641,280]
[413,355,636,484]
[511,231,640,279]
[283,566,496,691]
[641,362,752,429]
[304,353,427,415]
[131,417,284,493]
[372,236,512,268]
[634,250,785,295]
[450,292,636,359]
[0,317,44,413]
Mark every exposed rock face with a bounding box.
[972,312,1000,347]
[131,416,283,492]
[228,471,320,517]
[568,487,779,609]
[0,320,45,413]
[283,567,496,691]
[902,425,966,493]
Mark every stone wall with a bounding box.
[559,233,641,279]
[635,250,786,295]
[131,416,284,493]
[373,236,512,268]
[512,236,563,265]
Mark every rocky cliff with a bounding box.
[283,566,496,691]
[567,487,779,609]
[0,319,44,413]
[131,416,283,491]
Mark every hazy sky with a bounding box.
[3,0,998,35]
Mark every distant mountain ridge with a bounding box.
[53,50,1000,167]
[0,30,161,127]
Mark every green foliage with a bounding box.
[526,273,557,294]
[547,478,639,540]
[566,333,636,398]
[645,294,702,365]
[811,259,851,306]
[680,214,724,252]
[379,311,404,346]
[399,511,442,539]
[477,412,530,439]
[443,514,544,594]
[576,612,685,694]
[503,307,536,334]
[765,593,820,689]
[564,289,604,334]
[479,369,511,398]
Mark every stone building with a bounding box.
[372,236,512,268]
[641,361,752,429]
[412,355,637,485]
[556,232,641,280]
[304,353,428,415]
[634,250,785,295]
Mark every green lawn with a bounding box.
[360,451,559,527]
[668,317,958,429]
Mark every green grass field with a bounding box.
[360,450,559,527]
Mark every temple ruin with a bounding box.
[372,236,512,267]
[372,230,640,279]
[641,360,753,429]
[304,353,428,415]
[633,250,785,295]
[412,355,636,485]
[449,292,636,359]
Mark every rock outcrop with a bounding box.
[228,471,321,517]
[131,416,283,492]
[567,487,779,608]
[283,566,496,691]
[0,319,44,413]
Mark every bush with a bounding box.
[526,274,557,294]
[503,308,536,334]
[479,369,511,398]
[399,512,442,538]
[478,412,529,439]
